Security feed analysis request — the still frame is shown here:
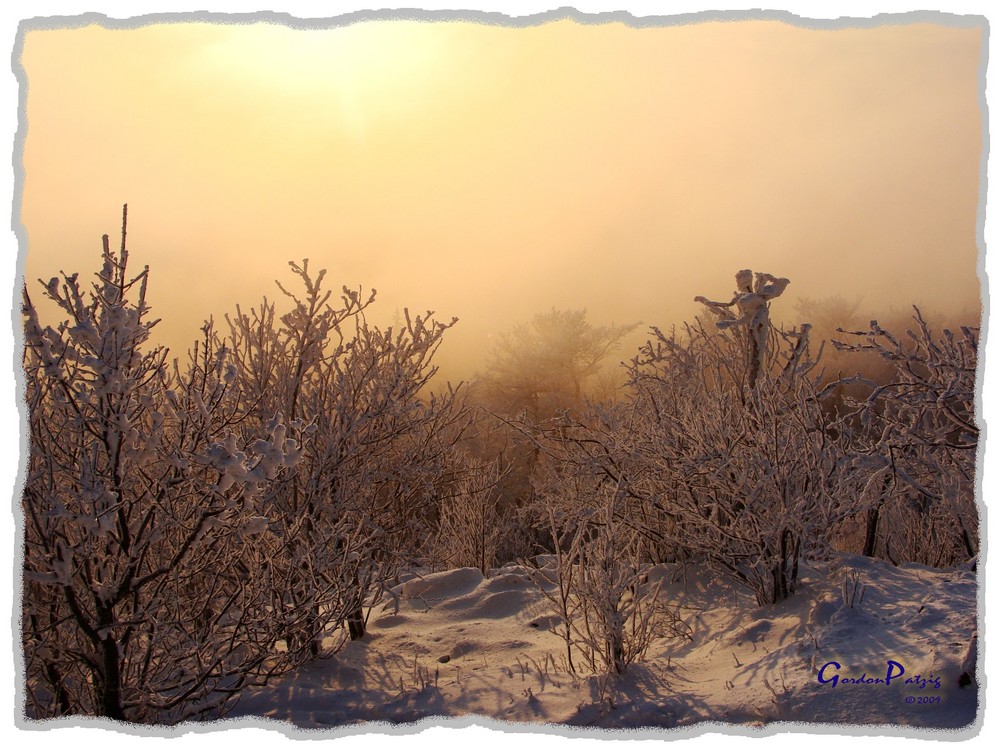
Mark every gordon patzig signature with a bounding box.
[817,661,942,690]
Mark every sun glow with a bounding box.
[192,22,451,138]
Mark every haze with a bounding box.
[17,16,985,381]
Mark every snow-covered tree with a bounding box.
[21,208,302,721]
[831,309,979,566]
[223,261,470,656]
[625,321,864,604]
[695,269,790,391]
[535,271,869,607]
[530,467,685,676]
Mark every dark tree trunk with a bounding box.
[96,604,125,720]
[864,473,893,558]
[611,635,626,675]
[347,607,365,640]
[862,506,881,558]
[769,529,800,605]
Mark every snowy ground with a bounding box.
[231,553,979,733]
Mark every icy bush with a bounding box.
[429,455,511,575]
[20,210,474,721]
[527,271,871,607]
[830,309,979,566]
[527,467,690,676]
[222,259,471,656]
[21,208,302,722]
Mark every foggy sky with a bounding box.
[17,17,985,381]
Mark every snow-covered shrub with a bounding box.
[223,260,470,656]
[21,209,301,722]
[443,407,555,566]
[621,276,872,604]
[830,309,979,566]
[631,328,858,603]
[430,455,511,574]
[529,468,687,676]
[535,271,870,607]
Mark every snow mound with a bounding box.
[481,571,534,593]
[400,567,483,601]
[461,588,536,619]
[725,617,776,645]
[447,639,480,659]
[370,613,409,629]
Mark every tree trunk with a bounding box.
[862,506,880,558]
[347,607,365,640]
[96,604,125,720]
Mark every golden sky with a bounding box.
[16,16,985,379]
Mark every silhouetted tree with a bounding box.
[475,308,637,419]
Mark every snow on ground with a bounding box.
[231,553,979,733]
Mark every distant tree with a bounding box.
[475,309,637,419]
[465,310,637,560]
[794,295,863,335]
